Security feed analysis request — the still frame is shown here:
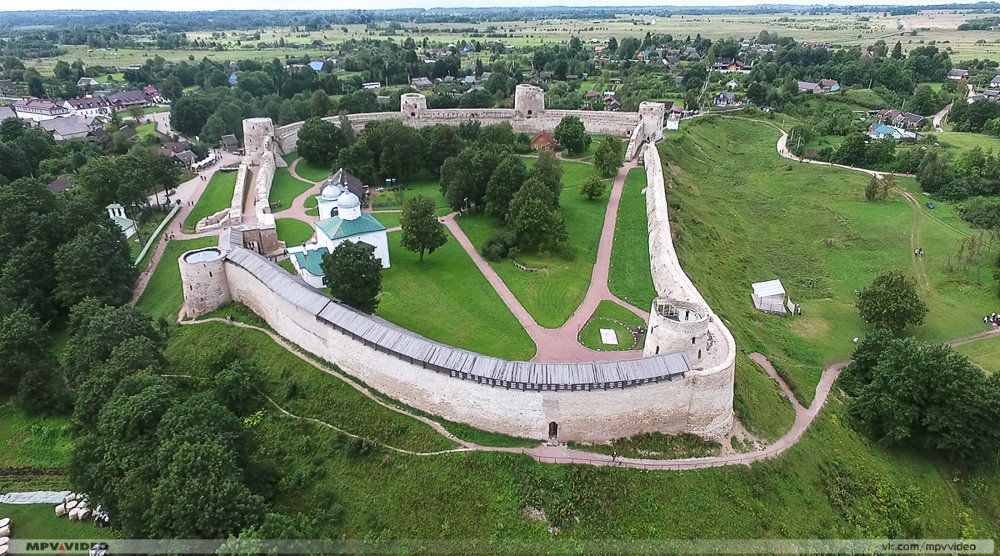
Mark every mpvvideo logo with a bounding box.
[22,540,103,553]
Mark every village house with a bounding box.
[39,116,92,141]
[77,77,100,90]
[990,75,1000,89]
[530,130,557,151]
[220,134,240,152]
[156,140,190,158]
[47,177,73,194]
[172,150,198,169]
[0,106,17,122]
[868,123,921,142]
[948,68,971,80]
[410,76,433,90]
[714,92,736,107]
[819,79,840,92]
[797,81,823,94]
[12,98,70,121]
[0,79,15,93]
[63,97,111,119]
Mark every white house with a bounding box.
[288,192,390,288]
[751,279,786,315]
[63,97,111,119]
[106,203,137,239]
[12,98,70,122]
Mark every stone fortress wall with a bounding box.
[179,92,736,442]
[272,85,643,156]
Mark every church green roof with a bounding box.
[315,213,386,241]
[291,247,329,277]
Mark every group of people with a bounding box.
[986,313,1000,328]
[913,248,925,256]
[610,451,625,466]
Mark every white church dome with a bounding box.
[337,191,361,210]
[320,183,343,200]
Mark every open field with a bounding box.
[0,504,114,541]
[955,334,1000,373]
[183,171,237,230]
[608,167,657,313]
[377,231,536,360]
[661,116,997,404]
[275,217,314,245]
[269,168,313,213]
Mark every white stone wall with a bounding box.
[221,254,733,442]
[179,249,231,318]
[243,118,275,160]
[195,164,247,234]
[640,142,735,437]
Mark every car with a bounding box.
[926,202,935,209]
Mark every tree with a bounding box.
[865,174,894,201]
[745,81,766,106]
[0,309,55,399]
[149,441,264,538]
[319,241,382,314]
[891,40,903,60]
[580,175,607,201]
[0,118,24,142]
[593,136,624,177]
[439,146,502,210]
[684,89,700,112]
[400,195,447,263]
[64,299,160,387]
[506,178,567,251]
[553,115,590,155]
[527,149,563,207]
[856,270,928,333]
[309,89,333,118]
[54,221,137,309]
[296,117,345,167]
[842,335,1000,462]
[421,124,463,175]
[483,155,527,218]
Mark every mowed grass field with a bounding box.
[955,334,1000,373]
[457,159,610,328]
[269,168,314,213]
[275,217,314,245]
[183,170,238,230]
[377,231,536,360]
[660,117,997,404]
[608,167,657,313]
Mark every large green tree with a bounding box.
[593,136,624,177]
[856,270,928,333]
[553,115,590,155]
[320,241,383,314]
[296,117,346,167]
[842,334,1000,462]
[483,155,527,218]
[527,149,564,207]
[54,221,137,309]
[506,178,567,251]
[400,195,447,263]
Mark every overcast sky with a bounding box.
[0,0,974,11]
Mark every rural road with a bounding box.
[932,103,951,132]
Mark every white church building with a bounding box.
[287,185,389,289]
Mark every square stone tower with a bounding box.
[243,117,275,161]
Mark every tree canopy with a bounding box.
[400,195,447,262]
[320,241,383,314]
[856,271,928,333]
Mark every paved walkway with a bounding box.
[442,158,649,363]
[131,151,241,304]
[932,103,952,132]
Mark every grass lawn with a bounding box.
[457,159,609,328]
[608,167,657,313]
[165,323,455,453]
[291,157,332,182]
[661,117,998,405]
[0,504,114,541]
[732,353,797,443]
[275,217,314,246]
[569,432,721,459]
[955,335,1000,373]
[577,300,646,352]
[183,170,238,230]
[0,406,72,470]
[136,237,218,321]
[269,168,314,213]
[133,121,161,140]
[377,231,536,360]
[935,131,1000,153]
[277,258,296,274]
[371,211,402,229]
[371,174,451,211]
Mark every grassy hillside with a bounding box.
[659,116,997,403]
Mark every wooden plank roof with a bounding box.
[221,234,689,388]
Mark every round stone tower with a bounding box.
[639,101,666,143]
[514,84,545,119]
[400,92,427,119]
[179,247,231,319]
[643,297,713,365]
[243,117,275,160]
